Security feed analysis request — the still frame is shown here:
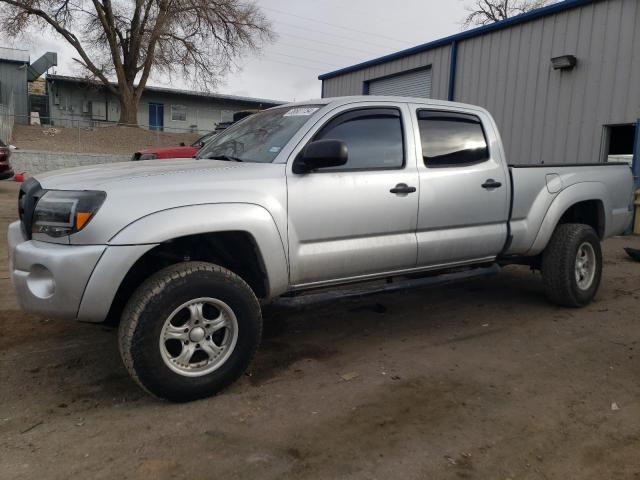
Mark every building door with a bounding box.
[367,68,432,98]
[602,123,636,165]
[149,103,164,131]
[28,94,50,124]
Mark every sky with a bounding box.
[4,0,469,103]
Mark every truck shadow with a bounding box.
[2,265,548,404]
[250,265,548,386]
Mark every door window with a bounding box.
[314,108,404,170]
[418,111,489,167]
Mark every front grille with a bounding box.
[18,178,43,239]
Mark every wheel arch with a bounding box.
[527,182,610,256]
[78,204,289,323]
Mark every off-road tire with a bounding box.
[118,261,262,402]
[542,223,602,307]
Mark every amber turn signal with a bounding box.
[76,212,93,230]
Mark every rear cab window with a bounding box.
[417,110,489,167]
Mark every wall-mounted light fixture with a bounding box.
[551,55,577,70]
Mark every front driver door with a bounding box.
[286,103,419,287]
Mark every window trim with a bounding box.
[416,109,490,169]
[303,106,407,173]
[171,104,187,122]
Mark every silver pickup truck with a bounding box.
[8,96,634,401]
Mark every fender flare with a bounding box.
[527,182,609,256]
[108,203,290,297]
[77,203,289,322]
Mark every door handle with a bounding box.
[390,183,417,194]
[481,179,502,189]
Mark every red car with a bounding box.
[132,131,217,161]
[0,140,14,180]
[131,112,256,161]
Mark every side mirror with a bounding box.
[293,140,348,173]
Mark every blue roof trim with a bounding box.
[318,0,598,81]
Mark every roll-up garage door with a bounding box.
[367,68,432,98]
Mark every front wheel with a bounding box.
[118,262,262,402]
[541,223,602,307]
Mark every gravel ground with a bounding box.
[11,124,201,155]
[0,180,639,479]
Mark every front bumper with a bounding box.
[8,221,106,319]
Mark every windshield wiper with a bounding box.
[204,154,243,162]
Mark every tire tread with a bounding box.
[542,223,601,308]
[118,261,261,401]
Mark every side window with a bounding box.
[418,111,489,167]
[314,108,404,170]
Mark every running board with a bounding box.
[270,264,500,309]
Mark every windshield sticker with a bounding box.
[284,107,319,117]
[269,146,282,153]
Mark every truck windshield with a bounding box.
[196,105,322,163]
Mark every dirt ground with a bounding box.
[0,179,639,480]
[11,124,201,155]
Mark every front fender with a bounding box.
[77,203,290,323]
[527,182,610,256]
[109,203,289,297]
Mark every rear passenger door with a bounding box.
[412,107,510,266]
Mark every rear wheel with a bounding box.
[541,223,602,307]
[118,262,262,402]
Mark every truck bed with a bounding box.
[505,162,634,256]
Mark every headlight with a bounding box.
[32,190,106,237]
[139,153,158,160]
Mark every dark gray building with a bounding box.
[0,47,29,121]
[0,47,282,136]
[0,48,57,142]
[319,0,640,183]
[0,48,56,123]
[0,47,58,123]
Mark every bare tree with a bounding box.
[461,0,557,29]
[0,0,274,124]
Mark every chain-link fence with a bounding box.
[7,113,214,155]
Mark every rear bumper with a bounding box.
[610,207,634,236]
[8,221,105,319]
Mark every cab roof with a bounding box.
[277,95,489,113]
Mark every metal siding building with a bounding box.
[323,46,451,101]
[0,47,30,121]
[319,0,640,169]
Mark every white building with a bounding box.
[45,74,283,132]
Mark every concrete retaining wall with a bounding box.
[9,149,130,175]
